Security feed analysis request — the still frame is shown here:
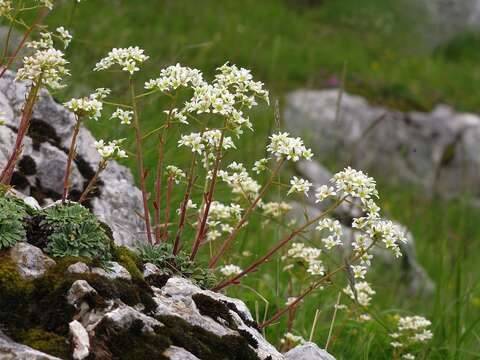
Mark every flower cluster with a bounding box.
[165,165,186,184]
[287,176,312,196]
[343,281,376,307]
[260,201,292,220]
[64,88,109,120]
[284,242,325,276]
[218,162,261,201]
[16,47,69,89]
[111,108,133,125]
[94,139,127,160]
[280,332,306,347]
[94,47,149,74]
[332,166,378,202]
[390,315,433,359]
[219,264,242,277]
[203,201,242,242]
[267,132,313,162]
[0,0,12,17]
[145,63,204,92]
[178,129,235,155]
[316,218,343,250]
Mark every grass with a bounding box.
[6,0,480,358]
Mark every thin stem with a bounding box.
[325,292,342,350]
[129,77,153,244]
[154,133,165,243]
[78,159,107,204]
[309,308,321,342]
[61,115,81,202]
[0,79,42,184]
[161,176,174,242]
[259,239,378,329]
[208,158,286,268]
[213,196,347,291]
[173,154,197,255]
[190,130,226,261]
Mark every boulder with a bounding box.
[284,89,480,205]
[285,342,336,360]
[8,242,56,279]
[92,261,132,281]
[69,320,90,360]
[0,331,61,360]
[0,70,146,247]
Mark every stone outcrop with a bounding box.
[284,89,480,205]
[1,241,329,359]
[0,70,146,247]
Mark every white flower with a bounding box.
[286,297,297,306]
[280,332,306,346]
[252,158,269,174]
[38,0,53,10]
[94,47,149,74]
[219,163,260,200]
[331,167,378,202]
[315,185,336,202]
[351,265,367,279]
[145,63,205,92]
[402,354,415,360]
[94,139,128,160]
[287,176,312,196]
[261,202,292,219]
[307,260,325,276]
[16,47,69,89]
[64,91,105,120]
[178,129,235,155]
[166,165,186,184]
[56,27,72,48]
[111,108,133,125]
[219,264,242,277]
[267,132,313,162]
[343,281,375,307]
[316,219,343,250]
[0,0,12,17]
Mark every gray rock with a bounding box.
[69,320,90,360]
[101,304,162,333]
[67,280,97,306]
[143,262,162,278]
[0,70,147,246]
[163,346,201,360]
[285,342,336,360]
[154,277,284,360]
[67,262,90,275]
[284,89,480,205]
[8,242,56,279]
[92,262,131,281]
[0,330,61,360]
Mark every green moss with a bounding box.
[91,318,170,360]
[157,315,260,360]
[192,293,237,330]
[112,246,143,281]
[17,329,69,359]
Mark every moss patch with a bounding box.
[17,329,69,359]
[192,293,237,330]
[112,246,143,281]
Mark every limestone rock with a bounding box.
[285,342,336,360]
[284,89,480,205]
[163,346,201,360]
[0,331,61,360]
[67,280,97,306]
[92,261,131,281]
[67,262,90,275]
[69,320,90,360]
[0,70,146,247]
[8,242,56,279]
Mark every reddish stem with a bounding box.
[213,196,346,291]
[130,77,153,244]
[79,159,107,204]
[154,134,165,243]
[208,158,286,268]
[0,80,42,185]
[189,131,225,261]
[61,115,81,202]
[173,155,197,255]
[161,176,174,242]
